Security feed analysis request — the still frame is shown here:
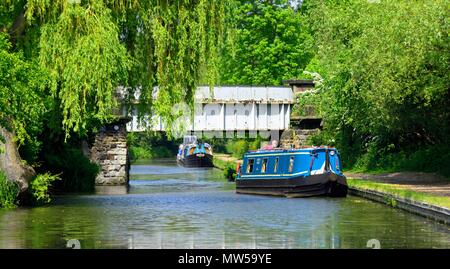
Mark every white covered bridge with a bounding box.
[124,86,295,132]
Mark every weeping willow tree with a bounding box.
[1,0,226,139]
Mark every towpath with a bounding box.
[345,172,450,197]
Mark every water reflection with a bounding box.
[95,186,129,195]
[0,158,449,249]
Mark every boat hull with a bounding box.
[177,153,214,167]
[236,173,348,198]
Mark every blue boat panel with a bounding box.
[310,151,326,173]
[238,147,344,180]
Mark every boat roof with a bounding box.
[243,146,338,157]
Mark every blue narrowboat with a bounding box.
[177,136,214,167]
[236,147,348,197]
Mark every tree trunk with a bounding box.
[6,9,27,47]
[0,127,35,204]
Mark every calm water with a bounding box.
[0,158,449,249]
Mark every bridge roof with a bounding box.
[196,86,294,104]
[117,86,294,104]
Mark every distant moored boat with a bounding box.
[236,146,348,198]
[177,135,213,167]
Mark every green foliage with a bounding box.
[37,2,131,139]
[221,137,263,158]
[0,32,48,148]
[223,164,237,181]
[226,139,249,158]
[248,138,261,151]
[30,172,60,204]
[220,0,314,85]
[127,132,178,162]
[306,0,449,174]
[0,170,19,209]
[291,90,321,117]
[42,146,99,192]
[351,145,450,179]
[153,146,173,159]
[398,146,450,178]
[129,146,152,161]
[385,197,397,208]
[128,145,173,162]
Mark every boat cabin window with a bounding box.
[288,156,295,173]
[246,159,255,174]
[274,157,279,173]
[261,158,268,173]
[183,136,197,145]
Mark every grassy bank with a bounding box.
[347,178,450,209]
[213,154,240,181]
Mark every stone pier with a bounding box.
[90,119,130,185]
[280,128,321,148]
[280,79,322,148]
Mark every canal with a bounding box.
[0,159,449,249]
